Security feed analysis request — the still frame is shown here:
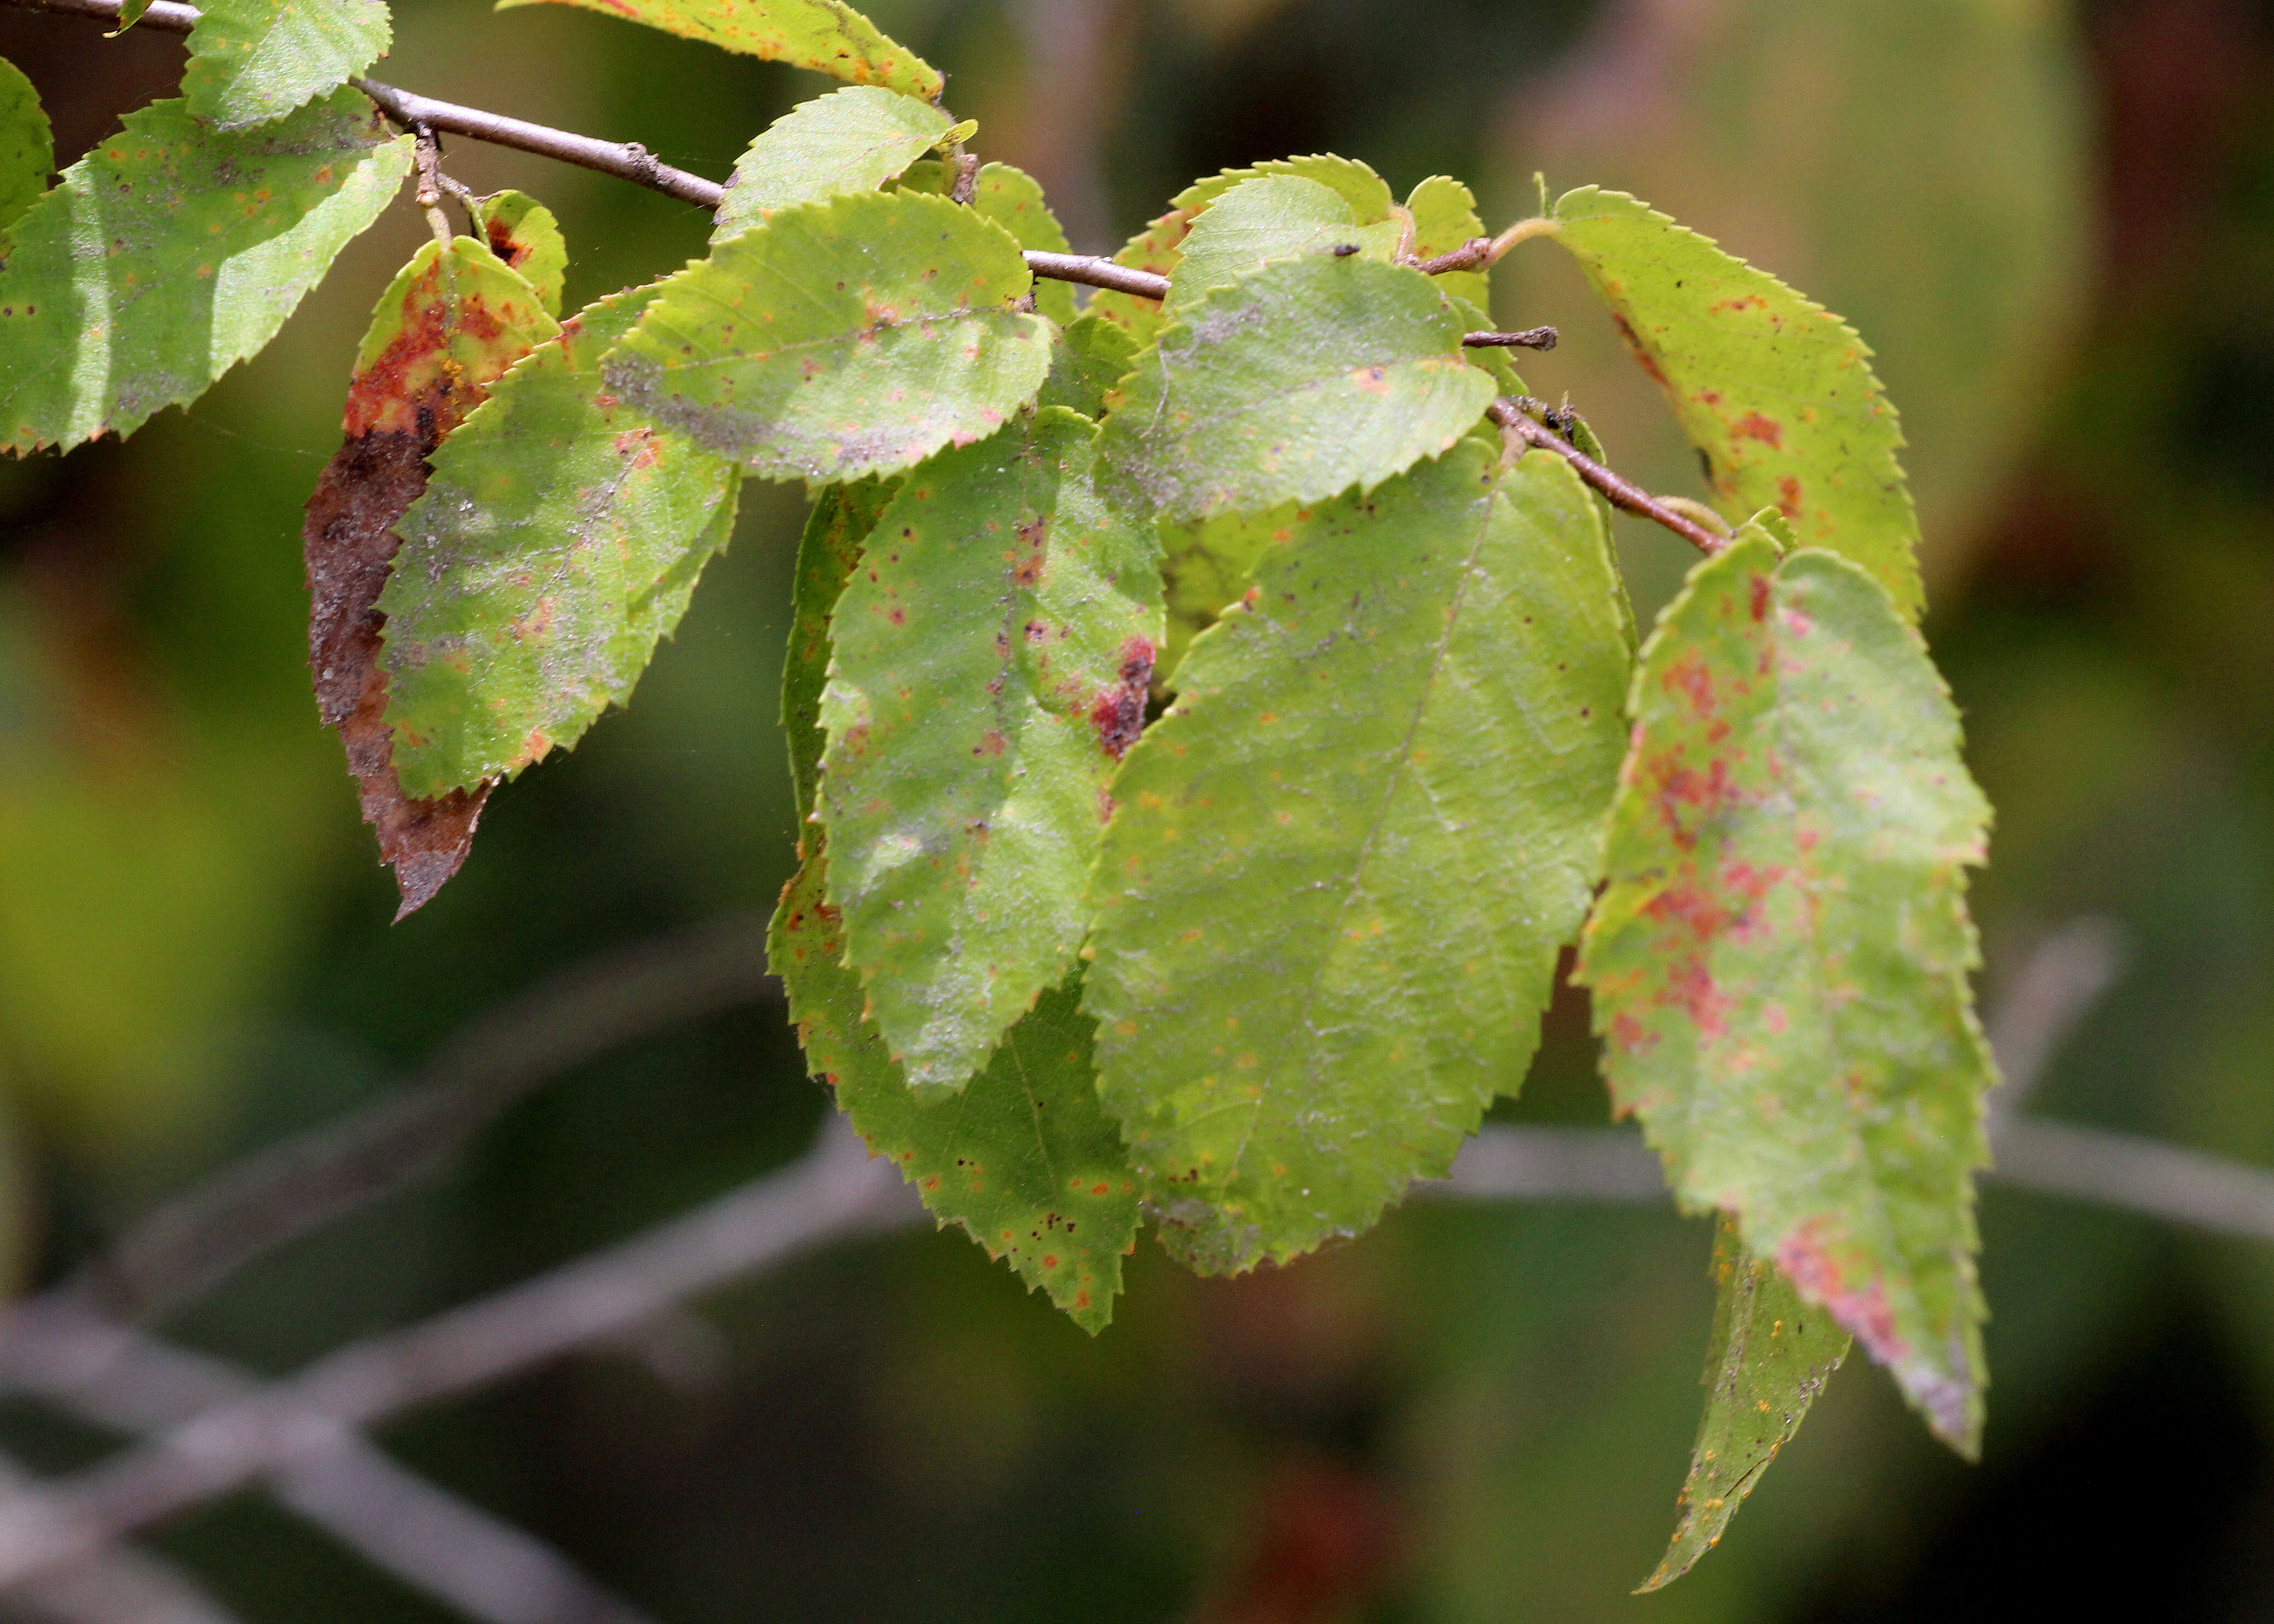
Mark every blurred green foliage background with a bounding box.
[1,0,2271,1617]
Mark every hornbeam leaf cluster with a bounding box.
[0,6,2002,1590]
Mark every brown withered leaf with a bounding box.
[302,236,559,917]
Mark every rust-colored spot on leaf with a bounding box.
[1731,412,1783,449]
[1612,313,1669,386]
[1090,636,1156,759]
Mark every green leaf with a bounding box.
[108,0,155,31]
[0,92,411,455]
[183,0,393,129]
[379,285,743,800]
[771,507,1142,1330]
[820,407,1163,1091]
[1405,174,1490,309]
[1547,186,1925,618]
[771,845,1141,1330]
[1165,174,1400,312]
[0,59,51,239]
[470,190,566,317]
[498,0,943,101]
[1037,313,1135,419]
[1641,1217,1851,1593]
[783,477,896,822]
[1575,527,1994,1450]
[1089,154,1395,343]
[1174,154,1394,230]
[602,190,1053,483]
[1098,254,1497,523]
[1083,443,1632,1272]
[714,86,952,243]
[1153,505,1285,686]
[898,158,1077,325]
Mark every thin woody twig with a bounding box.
[0,1119,915,1592]
[0,1305,655,1624]
[71,915,781,1325]
[1488,397,1729,554]
[1463,327,1559,350]
[0,1451,240,1624]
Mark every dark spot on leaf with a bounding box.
[1089,636,1156,759]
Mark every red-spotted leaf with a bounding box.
[818,407,1163,1093]
[769,484,1141,1329]
[1575,525,1994,1449]
[470,190,567,316]
[379,284,743,800]
[303,236,559,916]
[1548,187,1925,619]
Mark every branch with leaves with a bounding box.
[4,0,1988,1590]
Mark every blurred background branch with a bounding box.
[2,0,2272,1617]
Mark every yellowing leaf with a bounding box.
[499,0,943,101]
[470,189,567,317]
[1548,187,1925,618]
[303,236,560,915]
[1577,526,1994,1449]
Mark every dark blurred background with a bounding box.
[0,0,2270,1617]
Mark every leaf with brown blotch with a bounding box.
[302,236,561,917]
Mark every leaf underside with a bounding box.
[0,92,412,455]
[380,284,743,800]
[1083,443,1632,1272]
[820,407,1164,1091]
[602,190,1053,483]
[1098,254,1498,523]
[714,85,951,242]
[303,236,559,915]
[0,59,53,239]
[1576,528,1994,1450]
[1642,1216,1851,1592]
[1549,186,1925,619]
[498,0,944,100]
[183,0,393,129]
